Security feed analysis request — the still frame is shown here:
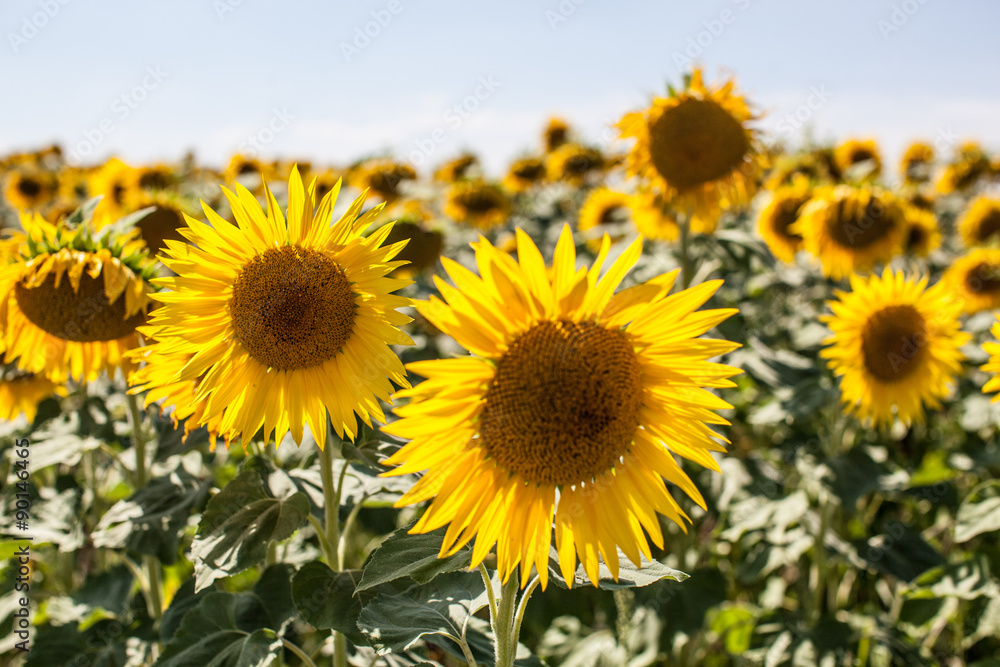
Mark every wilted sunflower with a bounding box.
[757,176,811,263]
[542,117,571,153]
[938,142,992,194]
[546,143,605,185]
[128,168,413,449]
[352,159,416,203]
[821,268,967,426]
[0,212,156,383]
[941,248,1000,314]
[630,191,680,241]
[833,139,882,180]
[382,226,741,588]
[444,180,511,230]
[4,168,57,212]
[434,153,479,183]
[901,204,940,257]
[503,157,547,193]
[900,142,934,184]
[0,370,65,422]
[793,185,906,280]
[617,68,762,225]
[957,197,1000,247]
[577,188,633,249]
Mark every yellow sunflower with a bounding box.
[938,142,992,194]
[792,184,906,280]
[0,371,65,422]
[382,226,741,588]
[351,159,416,204]
[981,318,1000,399]
[901,204,940,257]
[128,167,413,449]
[900,142,934,184]
[757,176,811,263]
[130,193,196,255]
[821,268,967,426]
[88,158,138,219]
[577,188,633,249]
[833,138,882,180]
[958,197,1000,247]
[434,154,479,183]
[941,249,1000,314]
[135,164,176,193]
[764,150,836,191]
[378,220,443,277]
[0,212,156,383]
[223,155,269,193]
[4,168,58,212]
[543,117,571,153]
[443,181,511,230]
[503,157,548,193]
[630,191,680,241]
[617,68,762,225]
[546,143,605,185]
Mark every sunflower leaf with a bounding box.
[356,524,472,592]
[546,547,689,589]
[191,468,310,591]
[955,480,1000,543]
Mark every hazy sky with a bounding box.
[2,0,998,178]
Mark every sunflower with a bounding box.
[443,181,511,230]
[902,204,940,257]
[88,158,137,219]
[630,191,680,241]
[577,188,633,249]
[128,167,413,449]
[938,142,992,194]
[4,168,57,212]
[792,185,906,280]
[764,150,836,191]
[434,154,479,183]
[377,211,443,277]
[0,370,65,422]
[821,268,967,426]
[617,68,762,225]
[543,117,570,153]
[981,318,1000,399]
[382,226,741,588]
[757,176,811,263]
[833,139,881,180]
[941,248,1000,314]
[135,164,176,193]
[958,197,1000,246]
[0,212,156,384]
[546,143,605,185]
[223,155,269,192]
[503,157,547,193]
[130,193,196,255]
[900,142,934,184]
[352,159,416,203]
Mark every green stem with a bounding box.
[492,572,521,667]
[126,392,148,488]
[281,638,318,667]
[318,433,348,667]
[479,563,499,627]
[512,576,540,652]
[125,393,163,632]
[678,211,694,290]
[337,494,367,569]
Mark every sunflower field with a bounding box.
[2,68,1000,667]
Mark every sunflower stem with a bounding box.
[678,211,694,290]
[318,432,348,667]
[492,572,521,667]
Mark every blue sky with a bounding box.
[2,0,997,178]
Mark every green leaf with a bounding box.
[156,565,295,667]
[956,480,1000,543]
[192,469,310,591]
[93,464,212,564]
[357,524,472,592]
[547,548,688,590]
[710,604,758,654]
[24,620,129,667]
[292,563,397,645]
[357,570,490,654]
[858,524,945,582]
[911,555,996,600]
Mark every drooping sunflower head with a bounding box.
[577,188,633,249]
[4,168,58,212]
[352,159,417,203]
[383,226,741,588]
[433,153,479,183]
[618,68,762,222]
[938,141,992,194]
[900,142,935,184]
[958,197,1000,247]
[0,210,157,384]
[443,180,511,230]
[820,268,968,427]
[757,176,811,263]
[129,167,413,450]
[792,184,907,280]
[833,138,882,181]
[901,204,940,258]
[941,248,1000,314]
[546,143,605,185]
[629,190,680,241]
[503,157,548,193]
[542,117,571,153]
